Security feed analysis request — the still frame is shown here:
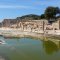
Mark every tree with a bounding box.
[55,7,60,18]
[44,6,60,21]
[40,14,45,19]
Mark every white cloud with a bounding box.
[0,5,35,9]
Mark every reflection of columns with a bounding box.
[50,39,60,48]
[54,40,60,48]
[43,41,59,54]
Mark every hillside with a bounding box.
[1,14,40,27]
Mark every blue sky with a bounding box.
[0,0,60,21]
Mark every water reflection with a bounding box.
[0,37,60,60]
[0,55,9,60]
[43,40,60,54]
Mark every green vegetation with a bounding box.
[18,14,40,20]
[45,7,60,19]
[40,14,45,19]
[44,6,60,23]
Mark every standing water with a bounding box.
[0,36,60,60]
